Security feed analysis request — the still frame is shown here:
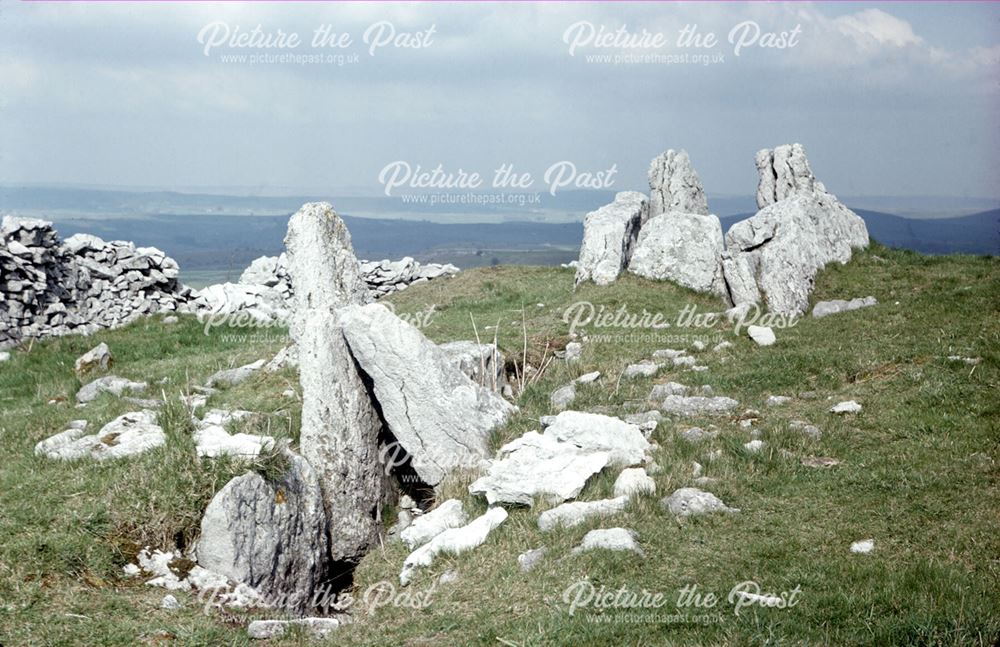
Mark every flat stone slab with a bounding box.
[36,410,164,460]
[537,496,629,531]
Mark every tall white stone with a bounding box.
[648,149,709,216]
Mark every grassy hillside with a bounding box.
[1,243,998,646]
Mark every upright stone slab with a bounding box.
[755,143,827,209]
[284,202,383,563]
[627,211,726,296]
[574,191,649,287]
[648,149,709,217]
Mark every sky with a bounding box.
[0,1,997,200]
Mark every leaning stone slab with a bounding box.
[537,496,629,531]
[197,452,329,614]
[574,191,649,287]
[469,432,610,506]
[399,507,508,586]
[812,296,877,318]
[36,410,163,460]
[338,303,517,486]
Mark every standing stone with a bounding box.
[196,453,329,614]
[574,191,649,287]
[755,143,826,209]
[648,149,709,217]
[284,202,382,564]
[627,212,726,296]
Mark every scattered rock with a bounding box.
[713,341,733,352]
[205,359,266,388]
[744,440,766,453]
[947,355,982,365]
[76,375,147,404]
[192,423,274,460]
[652,348,686,361]
[661,487,739,517]
[35,410,163,460]
[649,382,690,399]
[789,420,822,439]
[518,547,547,572]
[747,326,776,347]
[538,496,629,531]
[400,507,508,586]
[613,467,656,498]
[160,594,179,610]
[623,361,660,378]
[564,342,583,361]
[766,395,791,406]
[571,528,644,557]
[74,342,113,376]
[678,427,717,443]
[400,499,467,550]
[550,383,577,411]
[812,296,877,318]
[660,395,739,416]
[0,351,10,362]
[830,400,862,414]
[247,618,342,640]
[850,539,875,554]
[576,371,601,384]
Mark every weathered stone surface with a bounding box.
[649,382,690,399]
[623,361,660,379]
[543,411,650,468]
[537,496,629,531]
[285,202,383,564]
[661,487,739,517]
[678,427,718,443]
[723,194,869,315]
[648,149,709,216]
[399,507,508,585]
[755,143,826,209]
[35,410,163,460]
[76,375,147,404]
[469,432,610,506]
[571,528,644,556]
[400,499,468,550]
[659,395,739,416]
[613,467,656,498]
[830,400,862,414]
[338,303,516,487]
[628,212,726,295]
[747,326,776,347]
[850,539,875,554]
[812,296,877,318]
[247,618,342,640]
[205,360,266,388]
[518,547,547,572]
[550,383,577,411]
[74,342,113,376]
[196,452,329,614]
[574,191,649,286]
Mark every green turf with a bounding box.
[1,243,997,646]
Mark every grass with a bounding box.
[1,243,998,645]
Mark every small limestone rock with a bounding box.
[747,326,776,347]
[35,410,164,460]
[571,528,644,557]
[744,440,766,453]
[850,539,875,554]
[766,395,792,406]
[613,468,656,498]
[76,375,147,404]
[576,371,601,384]
[247,618,341,640]
[400,507,508,586]
[624,361,660,379]
[830,400,862,414]
[0,351,10,362]
[205,359,266,388]
[160,594,179,610]
[812,296,877,319]
[550,383,577,411]
[661,487,738,517]
[678,427,718,443]
[74,342,113,376]
[564,342,583,361]
[518,547,547,572]
[538,496,629,531]
[400,499,467,550]
[660,395,738,416]
[802,456,841,468]
[691,461,703,478]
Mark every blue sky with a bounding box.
[1,2,997,199]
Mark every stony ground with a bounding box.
[1,242,998,646]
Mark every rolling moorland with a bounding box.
[0,242,997,645]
